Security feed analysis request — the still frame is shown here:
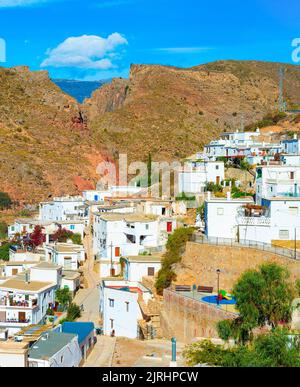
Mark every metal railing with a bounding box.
[192,234,300,260]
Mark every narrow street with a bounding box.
[73,226,100,326]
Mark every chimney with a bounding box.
[227,191,231,201]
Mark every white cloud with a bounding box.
[155,47,213,54]
[0,0,49,7]
[41,33,128,70]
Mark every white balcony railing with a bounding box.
[237,216,271,226]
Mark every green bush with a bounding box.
[0,222,8,239]
[175,192,196,201]
[184,328,300,367]
[205,182,223,193]
[55,287,72,309]
[0,192,12,210]
[0,242,12,261]
[70,233,82,245]
[66,303,81,322]
[155,227,194,295]
[46,307,55,316]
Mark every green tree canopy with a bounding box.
[217,263,295,343]
[155,227,194,295]
[184,328,300,367]
[55,287,72,308]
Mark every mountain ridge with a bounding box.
[1,60,300,203]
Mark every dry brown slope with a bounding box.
[0,66,103,203]
[85,60,300,163]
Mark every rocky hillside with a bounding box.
[1,60,300,203]
[84,60,300,163]
[0,66,103,203]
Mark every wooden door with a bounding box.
[18,312,26,322]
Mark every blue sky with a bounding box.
[0,0,300,80]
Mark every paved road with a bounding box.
[83,336,116,367]
[74,227,100,325]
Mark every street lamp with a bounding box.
[216,269,221,306]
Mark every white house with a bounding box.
[1,262,37,277]
[204,192,254,240]
[0,276,56,335]
[0,341,29,367]
[281,154,300,166]
[61,271,81,296]
[100,280,152,338]
[39,196,85,222]
[7,218,54,240]
[30,262,63,288]
[256,165,300,205]
[238,197,300,245]
[82,189,112,202]
[204,129,282,163]
[93,213,174,277]
[55,220,85,239]
[44,242,85,271]
[281,135,300,155]
[178,161,225,194]
[9,246,44,263]
[28,332,82,367]
[123,255,162,282]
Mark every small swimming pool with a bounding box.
[202,295,237,305]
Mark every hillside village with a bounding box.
[1,121,300,367]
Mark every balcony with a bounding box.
[238,216,271,226]
[265,178,300,185]
[0,318,30,325]
[0,297,38,309]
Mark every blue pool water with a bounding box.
[202,295,236,305]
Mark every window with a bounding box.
[216,165,219,170]
[290,172,295,180]
[125,302,129,312]
[70,225,75,230]
[61,355,64,363]
[217,208,224,216]
[279,230,289,240]
[109,298,114,307]
[148,267,155,276]
[110,319,114,329]
[115,247,120,257]
[145,224,149,230]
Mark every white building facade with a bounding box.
[100,280,152,338]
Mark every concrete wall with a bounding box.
[174,242,300,292]
[161,289,235,343]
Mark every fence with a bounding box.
[192,234,300,260]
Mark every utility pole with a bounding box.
[110,242,114,276]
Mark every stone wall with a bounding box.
[174,242,300,292]
[161,289,236,343]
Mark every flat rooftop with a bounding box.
[125,255,163,263]
[32,262,62,270]
[46,242,84,253]
[103,280,150,294]
[28,332,77,360]
[100,213,158,223]
[0,278,55,293]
